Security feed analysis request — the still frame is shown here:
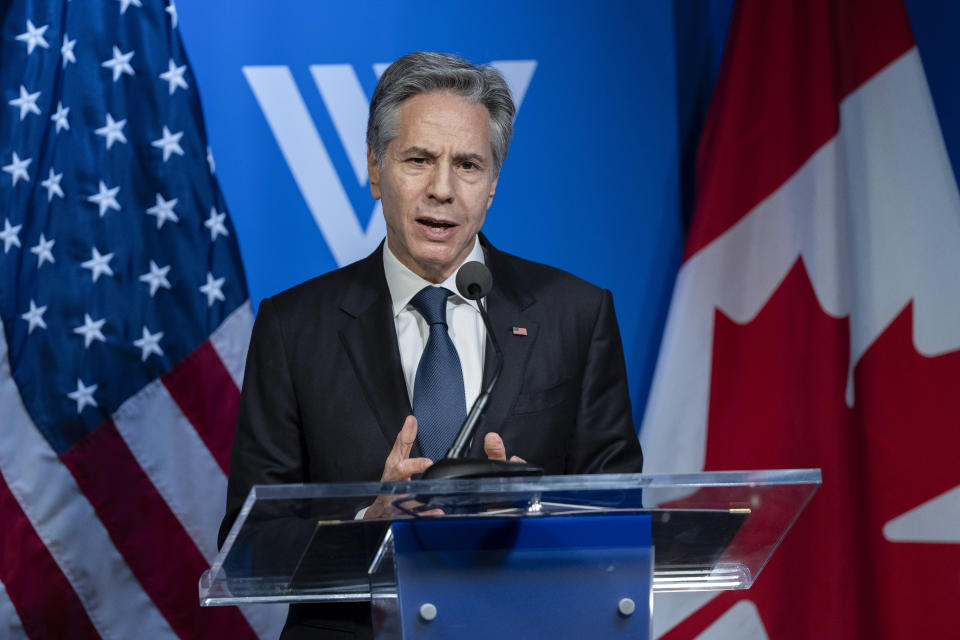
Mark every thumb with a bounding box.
[484,432,507,461]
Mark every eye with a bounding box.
[409,157,427,165]
[460,161,477,170]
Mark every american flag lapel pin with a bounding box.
[512,326,528,336]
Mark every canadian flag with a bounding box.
[641,0,960,638]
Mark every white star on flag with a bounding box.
[139,260,172,296]
[61,34,77,68]
[102,45,135,82]
[87,181,121,217]
[146,193,179,229]
[66,379,98,413]
[15,20,49,55]
[95,113,128,149]
[116,0,143,14]
[9,85,41,121]
[0,219,22,253]
[206,146,215,173]
[73,313,107,348]
[50,101,70,133]
[30,234,56,268]
[151,126,184,162]
[0,1,267,633]
[204,208,229,241]
[40,168,64,201]
[21,300,48,334]
[3,152,31,186]
[199,272,226,307]
[133,327,164,361]
[159,59,188,95]
[166,0,178,28]
[81,248,115,282]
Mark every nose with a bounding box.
[427,164,454,204]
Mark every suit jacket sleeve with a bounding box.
[218,296,306,548]
[566,289,644,474]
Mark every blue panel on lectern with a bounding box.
[392,515,652,640]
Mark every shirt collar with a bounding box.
[383,237,485,317]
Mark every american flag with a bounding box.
[1,1,283,638]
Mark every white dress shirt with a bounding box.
[382,238,487,411]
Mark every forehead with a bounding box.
[392,91,492,155]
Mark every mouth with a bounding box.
[416,217,458,234]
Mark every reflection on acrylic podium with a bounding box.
[201,470,820,640]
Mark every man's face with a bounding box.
[369,91,499,283]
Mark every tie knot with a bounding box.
[410,286,452,326]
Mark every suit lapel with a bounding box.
[336,238,533,458]
[337,249,416,454]
[472,238,538,456]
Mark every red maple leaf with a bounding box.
[662,259,960,639]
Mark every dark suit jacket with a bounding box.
[219,236,643,638]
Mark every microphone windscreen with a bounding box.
[456,261,493,300]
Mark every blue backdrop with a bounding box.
[175,1,958,431]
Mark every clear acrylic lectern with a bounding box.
[200,469,820,639]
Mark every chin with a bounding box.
[413,250,459,277]
[415,244,457,263]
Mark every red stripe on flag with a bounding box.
[660,590,742,640]
[0,470,100,640]
[163,340,239,473]
[60,420,256,640]
[683,0,915,262]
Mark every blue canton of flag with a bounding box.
[0,1,282,638]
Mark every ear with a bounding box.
[367,146,381,200]
[485,175,499,210]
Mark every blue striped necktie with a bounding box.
[410,286,467,461]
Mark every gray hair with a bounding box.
[367,51,516,174]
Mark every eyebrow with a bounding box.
[400,146,438,159]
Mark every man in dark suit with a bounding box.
[220,51,643,639]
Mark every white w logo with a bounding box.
[243,62,538,267]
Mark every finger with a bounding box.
[387,457,433,482]
[384,416,418,475]
[484,432,507,461]
[509,455,526,464]
[395,499,445,518]
[394,415,418,457]
[398,457,434,477]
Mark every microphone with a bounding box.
[421,261,542,479]
[455,261,493,302]
[445,262,501,458]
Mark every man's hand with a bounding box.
[483,432,526,463]
[364,416,433,519]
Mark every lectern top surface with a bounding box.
[200,470,821,605]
